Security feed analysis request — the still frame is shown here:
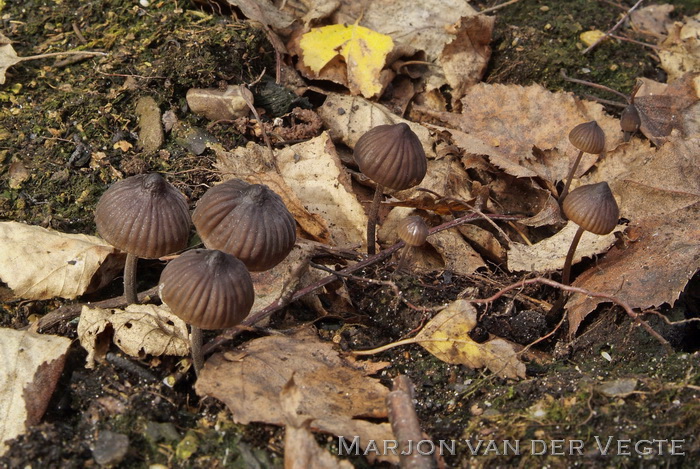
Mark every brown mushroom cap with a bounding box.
[95,174,191,259]
[562,182,619,235]
[397,216,429,247]
[568,120,605,154]
[192,179,296,271]
[354,123,427,191]
[159,249,254,330]
[620,104,641,133]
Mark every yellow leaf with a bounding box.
[299,23,394,98]
[414,300,526,379]
[580,30,607,47]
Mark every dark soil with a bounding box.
[1,0,699,468]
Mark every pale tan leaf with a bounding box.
[414,300,526,379]
[276,132,368,247]
[195,328,398,463]
[428,229,486,276]
[0,221,123,300]
[77,304,190,368]
[658,15,700,82]
[507,221,623,273]
[0,328,70,456]
[0,33,21,85]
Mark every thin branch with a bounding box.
[582,0,645,54]
[479,0,521,15]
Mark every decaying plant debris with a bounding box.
[1,0,699,467]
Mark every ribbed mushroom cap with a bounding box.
[568,120,605,154]
[192,179,296,271]
[397,216,429,247]
[354,123,427,191]
[562,182,619,235]
[159,249,254,330]
[95,174,191,259]
[620,104,641,133]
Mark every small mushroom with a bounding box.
[620,104,641,142]
[192,179,296,271]
[354,123,427,255]
[95,174,190,304]
[159,249,254,374]
[560,182,619,285]
[395,215,429,272]
[559,120,605,202]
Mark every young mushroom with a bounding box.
[159,249,254,375]
[95,173,191,304]
[192,179,296,271]
[560,182,619,285]
[620,104,641,142]
[395,215,429,272]
[559,120,605,202]
[354,123,427,255]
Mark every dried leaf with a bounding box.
[420,83,624,184]
[0,328,70,456]
[629,4,675,37]
[77,304,190,368]
[276,132,368,247]
[597,378,638,398]
[0,221,123,300]
[0,33,21,85]
[298,23,394,98]
[507,221,623,273]
[658,15,700,82]
[195,328,398,463]
[281,377,354,469]
[414,300,526,379]
[186,86,249,122]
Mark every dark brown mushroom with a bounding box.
[395,215,429,272]
[95,173,190,304]
[559,121,605,202]
[620,104,641,142]
[159,249,254,374]
[192,179,296,271]
[560,182,619,284]
[354,123,427,254]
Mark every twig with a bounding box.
[467,277,673,353]
[582,0,645,54]
[387,375,437,469]
[560,69,630,102]
[202,212,522,355]
[479,0,521,15]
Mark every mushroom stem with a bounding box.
[395,245,415,273]
[562,226,585,285]
[190,325,204,376]
[559,150,584,203]
[366,184,384,255]
[124,253,139,304]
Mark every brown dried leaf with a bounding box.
[77,304,190,368]
[420,84,624,184]
[634,73,700,145]
[195,328,398,463]
[186,86,249,122]
[0,33,22,85]
[658,15,700,82]
[414,300,526,379]
[0,329,70,456]
[568,136,700,335]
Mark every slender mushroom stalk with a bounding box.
[395,215,429,273]
[192,179,296,271]
[559,121,605,203]
[354,123,427,255]
[159,249,254,375]
[560,182,619,285]
[95,173,191,304]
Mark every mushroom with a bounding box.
[620,104,641,142]
[560,182,619,285]
[159,249,254,374]
[354,123,427,255]
[395,215,429,272]
[192,179,296,271]
[559,120,605,202]
[95,173,191,304]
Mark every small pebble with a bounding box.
[93,430,129,466]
